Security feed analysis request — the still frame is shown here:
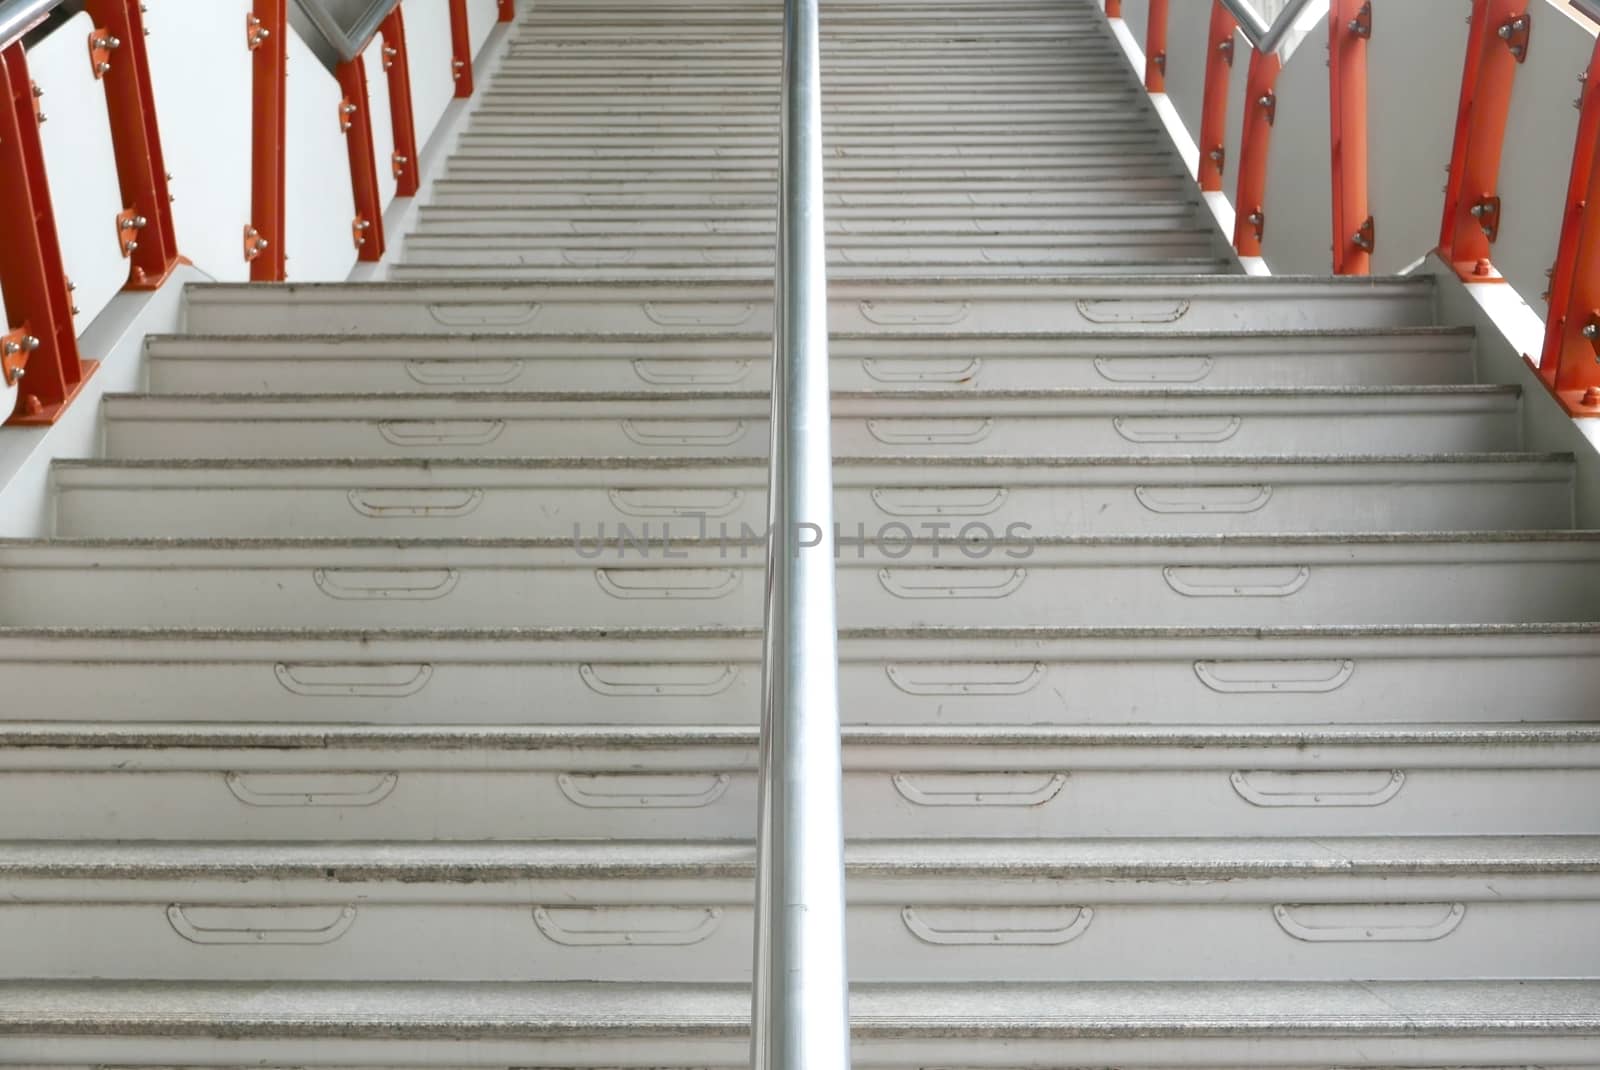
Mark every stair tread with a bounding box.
[4,979,1598,1036]
[3,836,1599,878]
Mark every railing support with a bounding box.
[335,57,385,263]
[0,41,91,424]
[1535,36,1600,415]
[1439,0,1530,281]
[1105,0,1122,18]
[750,0,850,1065]
[248,0,286,281]
[380,8,419,198]
[1144,0,1168,92]
[449,0,473,98]
[498,0,514,21]
[1233,48,1281,258]
[1199,1,1239,192]
[83,0,180,291]
[1329,0,1372,274]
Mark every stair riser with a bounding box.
[143,339,1478,394]
[52,465,1573,539]
[100,407,1521,460]
[7,764,1600,840]
[0,634,1594,725]
[387,261,1232,281]
[5,551,1592,628]
[3,889,1596,983]
[180,281,1439,335]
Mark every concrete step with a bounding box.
[1,839,1598,983]
[5,721,1600,840]
[408,206,1206,235]
[4,532,1594,630]
[2,979,1596,1067]
[99,388,1522,460]
[51,453,1572,539]
[0,625,1594,725]
[145,329,1476,395]
[178,277,1441,336]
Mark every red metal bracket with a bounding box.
[1499,10,1531,62]
[0,43,95,424]
[1198,2,1239,193]
[242,224,268,262]
[115,207,144,258]
[1144,0,1168,93]
[249,0,286,280]
[1,326,36,387]
[1438,1,1530,282]
[380,7,419,197]
[1330,0,1372,274]
[87,26,117,79]
[335,57,385,263]
[450,0,474,98]
[1233,49,1283,258]
[1352,215,1376,253]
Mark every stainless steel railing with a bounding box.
[0,0,66,48]
[749,0,851,1066]
[1217,0,1322,54]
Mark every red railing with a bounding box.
[1118,0,1600,416]
[0,0,509,424]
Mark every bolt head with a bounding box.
[1584,323,1599,338]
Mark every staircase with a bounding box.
[3,0,1600,1065]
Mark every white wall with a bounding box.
[284,31,358,282]
[30,12,128,332]
[145,0,256,283]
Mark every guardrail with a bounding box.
[0,0,510,424]
[1111,0,1600,415]
[749,0,852,1066]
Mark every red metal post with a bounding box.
[1105,0,1122,17]
[380,8,419,198]
[1144,0,1169,93]
[1199,1,1239,192]
[336,57,386,263]
[1232,48,1282,258]
[450,0,474,98]
[1535,37,1600,415]
[1438,0,1531,281]
[498,0,514,21]
[82,0,180,291]
[1329,0,1372,275]
[248,0,286,281]
[0,43,93,424]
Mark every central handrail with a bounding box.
[1218,0,1321,54]
[749,0,851,1066]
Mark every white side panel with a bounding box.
[285,33,356,282]
[470,0,499,58]
[1121,0,1149,53]
[1365,1,1466,275]
[1164,0,1209,148]
[1260,35,1331,276]
[363,37,399,210]
[410,0,458,152]
[1494,17,1594,319]
[144,0,254,283]
[30,13,127,335]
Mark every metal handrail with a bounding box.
[0,0,65,49]
[749,0,851,1065]
[1218,0,1322,54]
[287,0,399,72]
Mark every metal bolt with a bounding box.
[384,46,398,58]
[36,111,46,123]
[1583,323,1599,338]
[24,336,38,352]
[124,239,139,253]
[1470,203,1487,216]
[1208,148,1223,162]
[8,367,23,382]
[1258,94,1271,106]
[95,62,111,75]
[395,155,408,163]
[131,215,147,228]
[31,85,41,98]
